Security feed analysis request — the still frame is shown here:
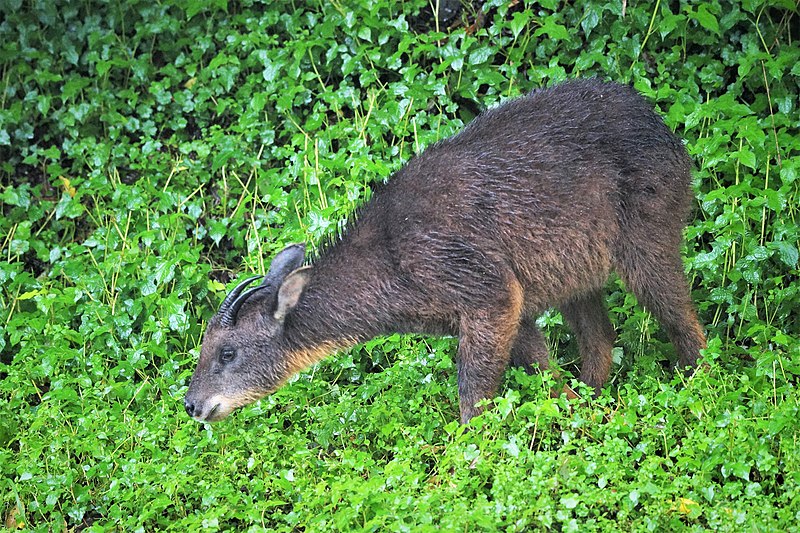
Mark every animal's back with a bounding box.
[366,79,693,310]
[454,78,689,185]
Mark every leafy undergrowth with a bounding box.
[1,0,798,530]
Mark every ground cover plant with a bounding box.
[1,0,798,530]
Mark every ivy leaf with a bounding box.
[212,149,236,173]
[468,46,493,65]
[534,18,570,41]
[262,56,280,82]
[692,5,720,35]
[55,193,84,220]
[164,295,189,333]
[357,27,372,42]
[770,241,799,267]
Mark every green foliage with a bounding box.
[1,0,798,530]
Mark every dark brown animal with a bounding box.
[184,79,707,424]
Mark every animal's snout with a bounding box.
[184,398,197,418]
[183,392,225,422]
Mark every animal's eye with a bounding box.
[219,348,236,364]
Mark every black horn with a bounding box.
[225,278,271,326]
[218,276,262,326]
[217,243,307,327]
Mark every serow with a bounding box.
[185,79,706,424]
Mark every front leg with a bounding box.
[457,282,524,423]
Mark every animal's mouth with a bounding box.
[206,403,221,421]
[192,402,223,423]
[189,390,271,423]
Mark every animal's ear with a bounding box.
[266,243,306,285]
[274,266,311,322]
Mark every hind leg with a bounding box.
[616,245,706,369]
[510,315,579,399]
[560,289,617,393]
[509,315,550,372]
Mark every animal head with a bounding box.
[184,243,311,422]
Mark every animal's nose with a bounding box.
[184,399,196,417]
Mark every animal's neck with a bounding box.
[282,251,388,358]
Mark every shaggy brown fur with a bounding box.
[185,79,706,424]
